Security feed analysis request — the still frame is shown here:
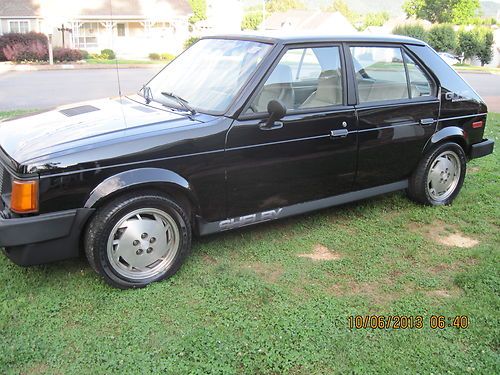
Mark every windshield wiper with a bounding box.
[142,85,153,104]
[161,91,196,115]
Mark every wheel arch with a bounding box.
[84,168,200,216]
[423,126,468,156]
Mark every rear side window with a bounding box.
[350,46,409,103]
[350,46,435,104]
[403,51,435,97]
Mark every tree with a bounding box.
[188,0,207,24]
[392,24,428,42]
[265,0,305,13]
[241,12,264,30]
[451,0,480,24]
[403,0,480,24]
[184,36,200,49]
[427,24,456,52]
[325,0,359,23]
[456,29,480,60]
[475,28,494,66]
[362,12,390,29]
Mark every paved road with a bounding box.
[0,68,499,111]
[460,72,500,112]
[0,67,162,111]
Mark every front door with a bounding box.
[348,44,440,188]
[225,44,357,218]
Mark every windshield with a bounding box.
[144,38,272,113]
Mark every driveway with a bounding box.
[0,68,499,112]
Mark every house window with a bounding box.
[9,20,30,33]
[75,22,100,49]
[116,23,125,37]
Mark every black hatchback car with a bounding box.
[0,34,494,288]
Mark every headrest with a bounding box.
[315,70,340,102]
[266,64,293,85]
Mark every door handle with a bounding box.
[420,118,435,126]
[330,129,348,139]
[259,121,283,131]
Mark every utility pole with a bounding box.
[57,23,72,48]
[48,33,53,65]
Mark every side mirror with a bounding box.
[264,100,286,129]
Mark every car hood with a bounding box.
[0,96,205,171]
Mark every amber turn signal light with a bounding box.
[11,180,39,213]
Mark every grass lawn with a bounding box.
[0,110,37,121]
[0,112,498,374]
[454,64,500,74]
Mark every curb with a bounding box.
[0,62,163,72]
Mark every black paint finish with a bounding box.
[0,34,494,265]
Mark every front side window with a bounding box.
[351,46,409,103]
[249,46,343,113]
[146,38,272,113]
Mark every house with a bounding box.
[259,10,356,34]
[0,0,192,57]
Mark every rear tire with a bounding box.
[84,191,191,289]
[408,142,466,206]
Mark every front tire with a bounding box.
[84,191,191,289]
[408,142,466,206]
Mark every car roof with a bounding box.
[202,32,427,46]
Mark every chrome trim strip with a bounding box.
[439,113,487,122]
[39,148,225,178]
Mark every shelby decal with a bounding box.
[445,91,470,103]
[219,208,283,230]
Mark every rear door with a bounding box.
[348,44,440,188]
[225,44,357,218]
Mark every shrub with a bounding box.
[53,48,84,62]
[456,29,480,60]
[160,53,175,61]
[0,32,48,61]
[427,24,456,52]
[149,52,161,60]
[100,48,116,60]
[475,28,494,66]
[2,40,48,62]
[392,24,428,42]
[241,12,263,30]
[184,36,200,49]
[79,49,90,59]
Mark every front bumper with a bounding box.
[470,139,494,159]
[0,208,94,266]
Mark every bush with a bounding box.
[456,29,480,60]
[53,48,84,62]
[100,48,115,60]
[184,36,200,49]
[79,49,90,59]
[392,24,428,42]
[160,53,175,61]
[149,52,161,60]
[475,28,494,66]
[3,40,48,62]
[241,12,263,30]
[0,32,48,61]
[427,24,456,52]
[149,52,175,61]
